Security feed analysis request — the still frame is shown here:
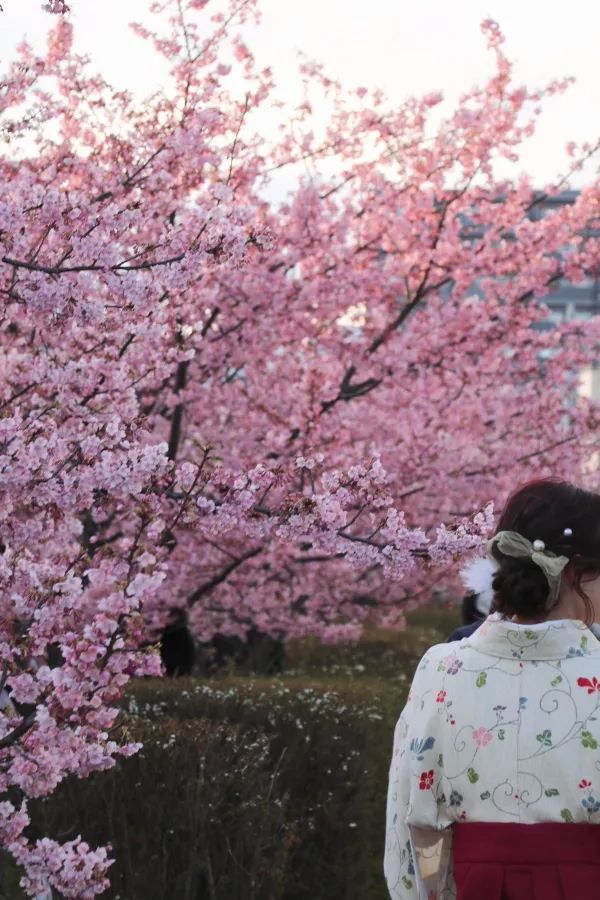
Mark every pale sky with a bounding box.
[1,0,599,193]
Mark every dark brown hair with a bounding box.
[491,478,600,621]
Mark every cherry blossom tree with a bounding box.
[143,11,600,640]
[0,0,599,894]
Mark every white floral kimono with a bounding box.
[384,614,600,899]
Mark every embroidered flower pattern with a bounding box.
[409,736,435,760]
[579,780,600,814]
[386,616,600,900]
[472,727,494,747]
[577,676,600,694]
[445,656,463,675]
[418,769,435,790]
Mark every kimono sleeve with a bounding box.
[384,651,452,900]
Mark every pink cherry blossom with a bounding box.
[1,2,599,895]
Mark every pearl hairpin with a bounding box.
[532,539,545,551]
[563,527,573,537]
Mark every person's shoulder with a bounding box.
[412,640,457,677]
[405,642,466,715]
[412,631,480,680]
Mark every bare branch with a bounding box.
[187,546,263,607]
[0,711,36,750]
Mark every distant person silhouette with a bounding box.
[160,608,196,676]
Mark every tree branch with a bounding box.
[187,547,263,607]
[0,711,36,750]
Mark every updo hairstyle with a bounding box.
[491,479,600,621]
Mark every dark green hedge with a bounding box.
[26,716,292,900]
[5,607,459,899]
[12,678,400,900]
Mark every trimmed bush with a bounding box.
[6,607,460,899]
[123,678,399,900]
[13,679,397,899]
[24,717,292,900]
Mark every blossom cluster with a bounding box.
[1,0,599,894]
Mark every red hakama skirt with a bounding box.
[453,822,600,899]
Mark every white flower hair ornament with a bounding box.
[460,527,573,616]
[459,555,498,616]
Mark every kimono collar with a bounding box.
[466,612,600,661]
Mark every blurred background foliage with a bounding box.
[1,606,460,900]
